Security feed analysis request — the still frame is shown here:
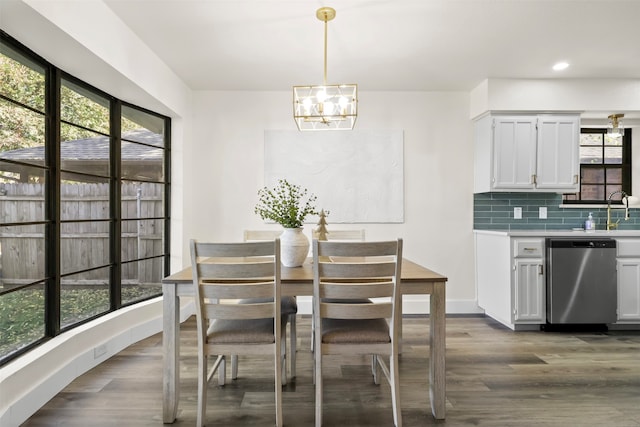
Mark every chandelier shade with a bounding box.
[293,7,358,131]
[293,84,358,131]
[608,113,624,137]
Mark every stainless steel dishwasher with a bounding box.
[545,238,617,325]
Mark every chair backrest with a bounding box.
[312,238,402,324]
[243,230,282,241]
[190,239,282,340]
[311,229,365,241]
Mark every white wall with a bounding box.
[189,90,478,312]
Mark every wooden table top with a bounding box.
[162,258,447,285]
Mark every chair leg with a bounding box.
[281,335,287,386]
[372,355,379,385]
[289,313,297,379]
[231,355,238,379]
[390,353,402,427]
[310,312,315,352]
[196,352,207,427]
[275,336,283,426]
[314,349,322,427]
[218,356,226,385]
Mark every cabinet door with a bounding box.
[536,115,579,190]
[617,258,640,321]
[492,117,537,190]
[514,259,545,322]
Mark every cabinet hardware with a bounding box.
[538,265,543,275]
[574,175,579,184]
[532,174,537,185]
[524,247,536,251]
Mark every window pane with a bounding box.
[0,97,45,161]
[579,146,602,164]
[0,165,46,222]
[605,134,623,146]
[0,45,45,111]
[121,141,164,181]
[0,282,45,361]
[61,79,109,134]
[0,223,45,282]
[60,123,110,177]
[121,182,164,219]
[606,168,622,184]
[581,167,604,184]
[604,146,622,164]
[121,106,165,147]
[60,176,109,221]
[122,258,163,305]
[121,219,164,262]
[61,221,109,275]
[61,267,110,328]
[580,133,602,146]
[580,184,604,200]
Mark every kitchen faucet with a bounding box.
[607,190,630,230]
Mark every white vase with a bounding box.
[279,227,309,267]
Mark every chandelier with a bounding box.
[293,7,358,131]
[608,113,624,137]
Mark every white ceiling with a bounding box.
[103,0,640,92]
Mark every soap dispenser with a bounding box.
[585,212,595,230]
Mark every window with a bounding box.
[563,128,631,203]
[0,32,170,365]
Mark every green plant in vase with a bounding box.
[254,179,318,228]
[255,179,319,267]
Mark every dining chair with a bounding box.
[310,228,366,352]
[190,239,284,427]
[243,229,297,381]
[312,238,403,427]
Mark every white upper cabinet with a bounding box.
[493,116,537,190]
[536,116,580,190]
[474,114,580,193]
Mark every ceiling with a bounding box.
[103,0,640,93]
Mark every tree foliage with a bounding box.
[0,56,46,152]
[1,54,139,155]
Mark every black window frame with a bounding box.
[563,127,632,204]
[0,30,171,366]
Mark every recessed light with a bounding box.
[553,62,569,71]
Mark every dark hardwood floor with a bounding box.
[22,315,640,426]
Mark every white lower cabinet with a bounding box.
[512,239,545,323]
[616,239,640,322]
[514,258,545,322]
[475,232,545,329]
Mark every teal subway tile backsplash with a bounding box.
[473,192,640,231]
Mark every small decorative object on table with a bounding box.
[315,209,330,241]
[255,179,318,267]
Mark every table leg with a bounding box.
[163,283,180,423]
[429,282,446,419]
[397,295,403,354]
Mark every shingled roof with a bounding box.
[0,129,163,162]
[1,129,164,182]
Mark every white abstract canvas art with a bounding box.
[264,130,404,223]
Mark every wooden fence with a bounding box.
[0,182,163,288]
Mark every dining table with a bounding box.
[161,257,447,422]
